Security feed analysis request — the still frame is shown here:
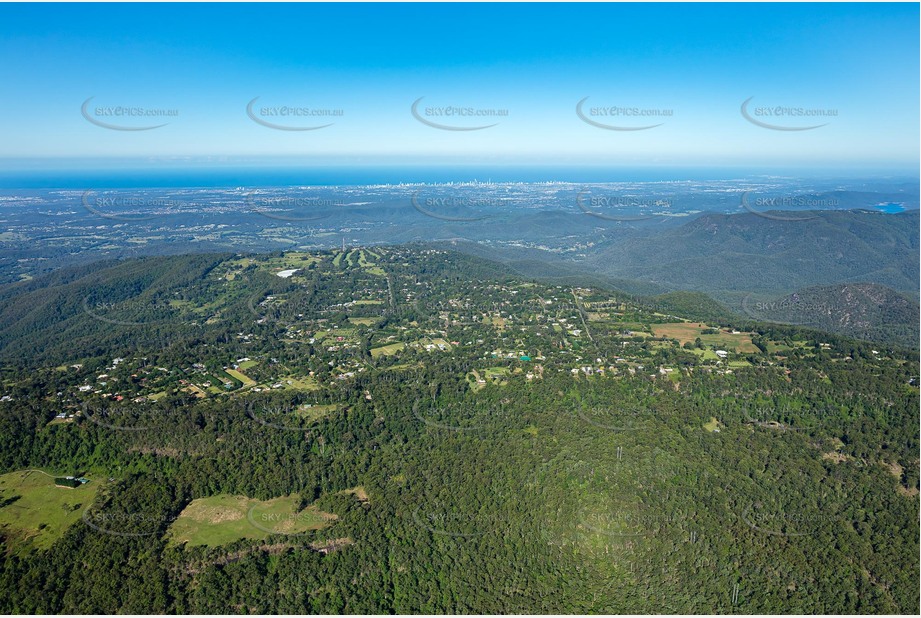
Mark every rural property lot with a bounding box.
[651,322,759,353]
[0,469,100,551]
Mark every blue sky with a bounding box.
[0,2,917,171]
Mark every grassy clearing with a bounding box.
[383,362,422,372]
[166,494,336,548]
[341,486,370,503]
[652,322,707,341]
[296,403,341,423]
[349,317,380,326]
[238,360,258,370]
[482,367,510,386]
[703,417,722,432]
[316,328,358,342]
[371,343,405,358]
[690,348,720,360]
[224,253,320,279]
[277,376,320,391]
[225,369,256,387]
[184,384,208,398]
[586,312,612,322]
[766,340,809,354]
[652,322,758,353]
[617,324,652,336]
[0,469,101,552]
[357,250,383,271]
[467,370,486,391]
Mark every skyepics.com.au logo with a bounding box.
[82,190,181,221]
[81,97,178,131]
[246,288,316,325]
[411,499,509,538]
[81,402,184,432]
[412,399,512,432]
[245,190,340,221]
[529,453,690,545]
[740,96,837,131]
[247,403,314,432]
[576,97,672,131]
[739,191,826,222]
[574,400,654,433]
[410,191,497,222]
[740,291,842,327]
[411,97,508,131]
[82,293,176,327]
[82,507,177,538]
[245,404,344,451]
[246,97,343,131]
[578,506,686,539]
[740,403,833,433]
[246,504,338,537]
[740,502,839,538]
[576,188,667,221]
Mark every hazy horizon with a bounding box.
[1,2,918,168]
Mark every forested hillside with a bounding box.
[0,248,917,613]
